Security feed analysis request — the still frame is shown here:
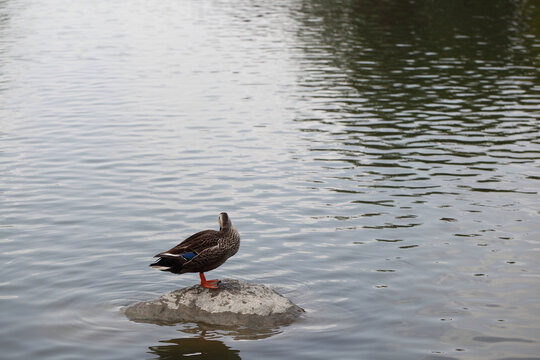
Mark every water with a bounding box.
[1,0,539,359]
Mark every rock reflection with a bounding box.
[178,322,283,341]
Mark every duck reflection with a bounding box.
[148,323,284,359]
[148,336,241,360]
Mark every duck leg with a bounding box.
[199,272,220,289]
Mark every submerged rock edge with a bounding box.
[124,279,305,329]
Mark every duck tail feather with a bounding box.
[155,252,182,259]
[149,256,185,270]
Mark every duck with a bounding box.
[150,212,240,289]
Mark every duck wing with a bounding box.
[179,244,223,273]
[154,229,220,257]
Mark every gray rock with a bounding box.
[125,279,304,329]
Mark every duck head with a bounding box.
[218,212,231,231]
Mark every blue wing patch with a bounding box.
[182,252,197,261]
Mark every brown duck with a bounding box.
[150,212,240,289]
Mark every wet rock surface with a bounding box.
[125,279,304,329]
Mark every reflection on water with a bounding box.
[293,0,539,181]
[0,0,539,359]
[149,336,241,360]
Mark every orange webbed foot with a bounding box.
[201,281,219,289]
[199,273,220,289]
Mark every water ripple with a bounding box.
[1,0,539,359]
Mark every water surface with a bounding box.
[1,0,539,359]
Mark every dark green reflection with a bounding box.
[293,0,539,121]
[291,0,540,194]
[295,0,539,76]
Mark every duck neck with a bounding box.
[221,225,236,235]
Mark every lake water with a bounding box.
[1,0,539,359]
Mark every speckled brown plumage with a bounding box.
[150,213,240,288]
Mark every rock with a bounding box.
[125,279,304,329]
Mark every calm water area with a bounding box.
[1,0,539,359]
